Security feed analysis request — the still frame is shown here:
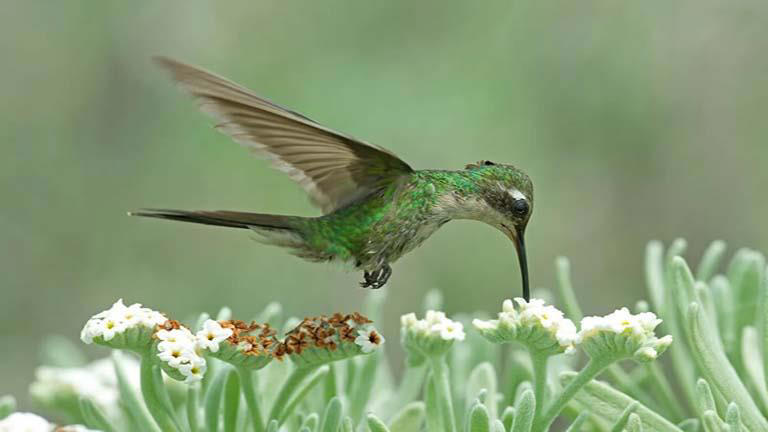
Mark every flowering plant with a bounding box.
[3,239,768,431]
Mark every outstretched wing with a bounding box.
[154,57,413,214]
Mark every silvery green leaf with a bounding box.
[510,389,534,432]
[626,413,644,432]
[319,397,342,432]
[513,381,532,408]
[503,352,531,408]
[645,241,666,312]
[695,379,716,414]
[223,368,240,432]
[112,352,160,432]
[701,410,726,432]
[610,401,638,432]
[725,403,743,432]
[366,413,390,432]
[267,419,278,432]
[491,419,505,432]
[466,402,490,432]
[216,306,232,321]
[79,397,115,432]
[500,406,515,431]
[710,276,735,354]
[560,372,682,431]
[564,411,590,432]
[676,418,700,432]
[423,289,443,312]
[556,256,583,321]
[299,427,311,432]
[388,402,425,432]
[349,349,380,423]
[205,366,228,432]
[739,326,768,411]
[40,335,87,368]
[340,416,353,432]
[466,362,498,420]
[696,241,727,282]
[277,366,330,424]
[0,395,15,421]
[425,372,442,432]
[186,385,200,432]
[256,302,283,327]
[301,413,319,431]
[686,303,768,431]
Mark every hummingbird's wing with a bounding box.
[154,57,413,214]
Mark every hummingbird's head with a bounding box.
[465,160,534,300]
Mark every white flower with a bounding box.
[80,299,166,346]
[30,358,125,415]
[196,320,233,353]
[431,320,466,341]
[155,325,207,383]
[577,309,672,362]
[177,356,207,383]
[425,310,447,326]
[0,412,52,432]
[400,313,418,328]
[473,298,577,355]
[355,328,385,353]
[56,426,101,432]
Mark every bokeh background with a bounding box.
[2,1,767,406]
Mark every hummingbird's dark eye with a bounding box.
[483,160,495,166]
[512,199,529,216]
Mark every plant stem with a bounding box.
[139,355,179,432]
[429,356,457,432]
[536,358,610,430]
[530,352,549,423]
[237,367,265,432]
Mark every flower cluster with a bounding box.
[401,310,465,361]
[0,412,97,432]
[154,320,208,383]
[282,312,385,368]
[577,307,673,362]
[473,298,577,355]
[80,300,166,349]
[205,320,278,370]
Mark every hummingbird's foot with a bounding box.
[360,264,392,289]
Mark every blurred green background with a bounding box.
[2,1,767,406]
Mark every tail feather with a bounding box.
[129,209,298,230]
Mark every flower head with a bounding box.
[282,313,383,368]
[473,298,577,355]
[154,321,207,383]
[0,412,52,432]
[577,308,672,362]
[202,320,278,370]
[80,299,166,350]
[401,310,464,361]
[196,319,233,353]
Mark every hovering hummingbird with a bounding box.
[133,58,534,299]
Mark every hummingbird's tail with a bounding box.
[129,209,299,230]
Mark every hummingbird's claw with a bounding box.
[360,264,392,289]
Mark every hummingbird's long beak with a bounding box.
[503,224,530,301]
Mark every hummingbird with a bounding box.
[133,58,534,300]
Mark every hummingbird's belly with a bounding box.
[357,218,448,269]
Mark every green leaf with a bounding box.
[695,379,716,414]
[685,302,768,431]
[0,395,16,420]
[301,413,319,431]
[725,403,743,432]
[501,406,515,431]
[267,365,318,423]
[466,362,498,420]
[340,416,354,432]
[425,372,442,432]
[277,365,330,425]
[79,397,115,432]
[40,334,87,367]
[367,413,391,432]
[204,366,228,432]
[266,419,278,432]
[319,397,342,432]
[388,401,425,432]
[610,401,638,432]
[560,372,682,431]
[112,352,160,432]
[556,256,583,321]
[510,389,534,432]
[186,385,200,432]
[466,402,491,432]
[223,368,240,432]
[491,419,506,432]
[676,418,699,432]
[626,413,644,432]
[564,411,590,432]
[701,410,725,432]
[696,241,727,282]
[349,349,381,423]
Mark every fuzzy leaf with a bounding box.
[388,401,425,432]
[556,256,583,321]
[610,401,638,432]
[626,413,644,432]
[695,379,716,414]
[467,402,491,432]
[301,413,319,431]
[79,397,115,432]
[491,419,506,432]
[685,302,768,430]
[320,397,342,432]
[112,353,160,432]
[510,389,534,432]
[676,419,699,432]
[340,416,354,432]
[501,406,515,431]
[564,411,590,432]
[367,413,391,432]
[223,368,240,432]
[466,362,498,420]
[696,241,727,282]
[701,410,725,432]
[204,366,228,432]
[560,372,682,431]
[725,403,743,432]
[266,419,278,432]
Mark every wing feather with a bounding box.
[154,57,412,213]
